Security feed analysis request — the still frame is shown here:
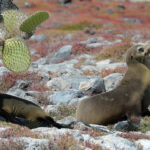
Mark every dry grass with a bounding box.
[49,104,76,120]
[95,38,132,61]
[139,116,150,133]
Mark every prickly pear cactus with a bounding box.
[2,37,31,73]
[0,9,50,73]
[20,11,50,33]
[2,10,28,37]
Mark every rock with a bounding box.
[58,0,72,4]
[81,65,97,72]
[7,88,37,103]
[64,34,73,40]
[37,72,50,81]
[39,64,83,77]
[79,77,105,94]
[47,76,104,92]
[96,59,114,67]
[69,121,92,131]
[49,89,85,105]
[114,121,129,131]
[86,43,102,48]
[0,67,9,78]
[0,0,18,14]
[24,2,32,8]
[15,80,32,90]
[30,34,47,42]
[83,59,96,65]
[97,135,137,150]
[107,9,114,14]
[47,75,87,91]
[7,88,26,98]
[46,77,72,91]
[90,124,111,133]
[132,34,144,41]
[58,116,77,124]
[135,139,150,150]
[34,57,49,65]
[45,105,59,114]
[87,38,98,43]
[96,61,126,72]
[104,73,124,91]
[114,121,139,131]
[97,37,104,41]
[117,4,126,10]
[122,17,144,24]
[51,45,72,63]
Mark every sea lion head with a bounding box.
[126,45,149,64]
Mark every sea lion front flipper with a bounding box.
[0,109,23,125]
[126,102,142,131]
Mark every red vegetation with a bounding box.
[118,132,150,141]
[99,67,127,78]
[0,72,48,93]
[0,126,39,138]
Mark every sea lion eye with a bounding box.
[138,47,144,52]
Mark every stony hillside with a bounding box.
[1,0,150,149]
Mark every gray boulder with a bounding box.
[104,73,124,91]
[30,34,47,42]
[51,45,72,63]
[98,135,137,150]
[49,89,84,105]
[79,76,105,94]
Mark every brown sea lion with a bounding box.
[140,44,150,116]
[76,45,150,127]
[0,93,71,129]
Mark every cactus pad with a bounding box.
[2,10,28,36]
[20,11,50,33]
[2,38,31,73]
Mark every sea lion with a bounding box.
[0,93,71,129]
[140,44,150,116]
[76,45,150,127]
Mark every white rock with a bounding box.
[0,66,9,78]
[97,135,137,150]
[104,73,124,91]
[97,61,126,72]
[96,59,113,67]
[81,65,97,72]
[135,139,150,150]
[86,43,102,48]
[45,105,59,114]
[46,78,72,90]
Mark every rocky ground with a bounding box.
[1,0,150,149]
